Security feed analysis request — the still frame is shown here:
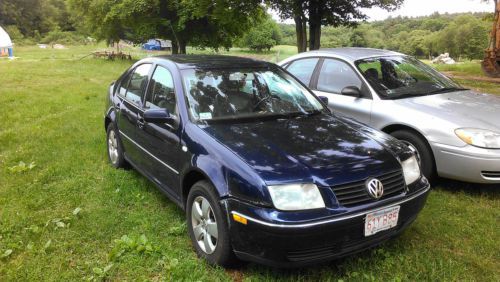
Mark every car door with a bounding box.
[311,58,373,124]
[285,57,320,87]
[116,63,153,164]
[136,64,181,198]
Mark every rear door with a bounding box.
[116,63,152,164]
[311,58,373,124]
[285,57,320,87]
[136,64,182,198]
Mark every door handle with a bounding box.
[137,116,145,129]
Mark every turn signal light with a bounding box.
[232,213,248,225]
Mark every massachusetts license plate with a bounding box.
[364,206,400,237]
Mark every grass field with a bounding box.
[0,45,499,281]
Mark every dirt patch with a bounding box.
[226,269,244,282]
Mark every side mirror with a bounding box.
[143,108,174,124]
[341,86,362,98]
[318,96,329,105]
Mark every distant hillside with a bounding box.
[279,12,493,60]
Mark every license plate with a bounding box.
[364,206,400,237]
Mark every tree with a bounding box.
[0,0,72,37]
[69,0,265,54]
[240,15,282,51]
[269,0,403,52]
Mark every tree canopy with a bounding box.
[237,14,282,52]
[269,0,404,52]
[278,12,492,60]
[0,0,72,39]
[68,0,265,54]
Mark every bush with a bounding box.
[239,15,282,52]
[4,25,24,40]
[40,30,89,45]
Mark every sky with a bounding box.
[363,0,494,21]
[272,0,495,23]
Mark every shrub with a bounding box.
[239,15,282,52]
[40,30,89,45]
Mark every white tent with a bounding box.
[0,25,14,58]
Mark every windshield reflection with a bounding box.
[182,68,324,122]
[355,56,465,99]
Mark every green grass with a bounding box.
[0,45,499,281]
[430,60,485,76]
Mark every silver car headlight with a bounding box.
[455,128,500,149]
[402,155,420,185]
[267,184,325,211]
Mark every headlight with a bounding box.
[267,184,325,211]
[455,128,500,149]
[402,155,420,185]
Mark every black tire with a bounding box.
[186,181,239,267]
[106,123,127,168]
[391,130,435,181]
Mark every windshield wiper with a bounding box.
[390,87,469,99]
[427,87,469,94]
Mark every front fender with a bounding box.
[182,124,272,207]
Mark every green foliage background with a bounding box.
[280,12,493,60]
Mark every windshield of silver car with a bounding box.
[182,68,324,122]
[356,56,466,99]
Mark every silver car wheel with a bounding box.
[108,130,119,165]
[191,196,218,254]
[401,140,421,166]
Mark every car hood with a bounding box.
[201,114,403,186]
[394,90,500,131]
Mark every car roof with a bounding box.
[152,55,273,70]
[286,48,405,63]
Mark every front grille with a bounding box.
[482,171,500,179]
[331,170,406,207]
[286,213,417,262]
[287,245,341,262]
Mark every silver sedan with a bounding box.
[279,48,500,184]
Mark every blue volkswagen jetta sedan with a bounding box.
[104,55,430,267]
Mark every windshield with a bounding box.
[182,67,324,122]
[355,56,465,99]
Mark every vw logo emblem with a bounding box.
[366,178,384,199]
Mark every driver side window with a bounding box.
[317,59,363,95]
[144,65,177,116]
[124,64,151,105]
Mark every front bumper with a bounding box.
[431,142,500,184]
[225,183,430,268]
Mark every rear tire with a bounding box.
[186,181,239,267]
[391,130,435,181]
[106,123,126,168]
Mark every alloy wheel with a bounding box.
[191,196,218,254]
[108,130,119,165]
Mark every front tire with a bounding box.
[186,181,238,267]
[106,123,126,168]
[391,130,435,181]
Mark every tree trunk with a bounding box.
[179,40,187,54]
[294,16,307,53]
[308,1,322,50]
[309,23,321,50]
[171,41,179,54]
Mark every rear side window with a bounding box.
[286,58,319,86]
[125,64,152,105]
[317,59,362,94]
[145,66,177,115]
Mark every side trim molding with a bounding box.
[119,130,179,175]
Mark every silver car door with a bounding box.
[312,58,373,124]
